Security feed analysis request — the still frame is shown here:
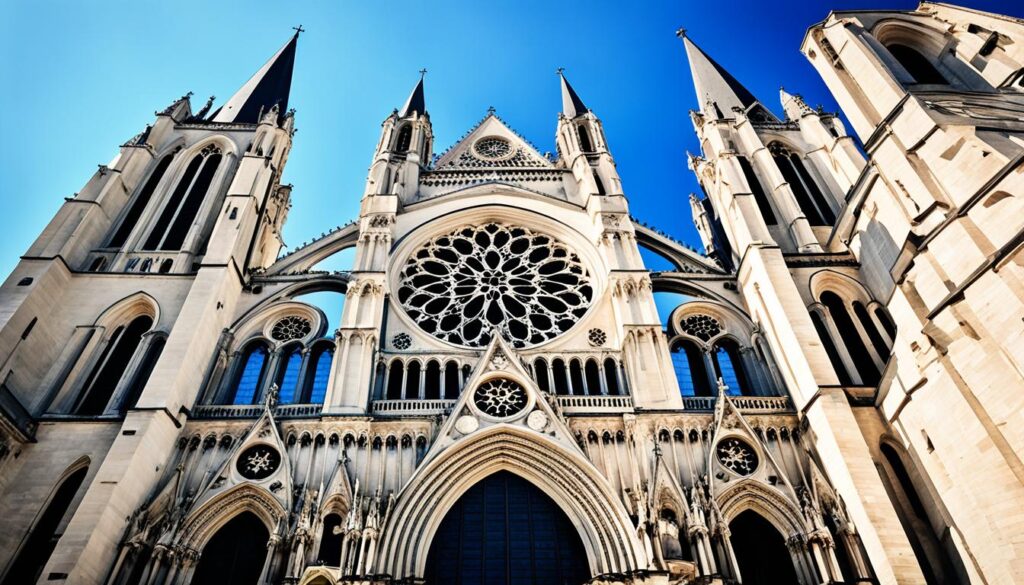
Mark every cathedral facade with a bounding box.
[0,2,1022,584]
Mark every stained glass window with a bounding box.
[232,345,268,405]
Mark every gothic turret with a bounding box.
[555,71,622,203]
[365,72,433,199]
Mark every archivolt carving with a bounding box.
[177,484,285,550]
[375,426,646,579]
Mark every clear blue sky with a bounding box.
[1,0,1021,279]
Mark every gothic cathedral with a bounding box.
[1,2,1023,584]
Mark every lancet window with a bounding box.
[143,144,223,251]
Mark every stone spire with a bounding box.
[398,71,427,117]
[680,33,762,119]
[210,31,299,124]
[558,70,589,118]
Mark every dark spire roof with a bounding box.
[210,32,298,124]
[681,34,759,117]
[559,71,589,118]
[398,72,426,117]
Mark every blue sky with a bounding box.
[1,0,1021,279]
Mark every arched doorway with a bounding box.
[728,510,799,585]
[424,471,590,585]
[191,512,270,585]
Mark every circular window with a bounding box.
[396,223,593,348]
[392,332,412,350]
[473,137,512,160]
[473,378,528,418]
[680,314,721,341]
[715,437,759,476]
[588,328,607,347]
[236,444,281,480]
[271,315,312,341]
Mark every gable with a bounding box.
[433,114,554,170]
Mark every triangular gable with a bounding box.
[190,406,295,514]
[706,383,799,506]
[421,333,582,466]
[433,113,553,170]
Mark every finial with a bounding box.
[675,27,687,39]
[418,68,427,79]
[487,106,496,115]
[653,442,663,459]
[716,377,729,396]
[292,24,306,35]
[556,67,565,76]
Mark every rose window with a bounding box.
[396,223,593,348]
[473,137,512,160]
[680,314,721,341]
[392,332,412,350]
[473,378,527,418]
[716,438,759,476]
[588,328,607,347]
[236,445,281,480]
[271,315,312,341]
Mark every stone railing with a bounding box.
[371,399,457,416]
[555,395,634,414]
[190,403,322,420]
[681,395,793,413]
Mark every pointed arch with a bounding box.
[716,479,805,537]
[375,426,645,579]
[177,483,286,551]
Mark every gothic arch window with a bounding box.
[190,512,270,585]
[444,361,461,399]
[305,345,333,404]
[108,153,176,248]
[229,342,270,405]
[853,301,891,360]
[886,43,948,85]
[274,344,303,404]
[671,339,711,397]
[144,145,223,251]
[534,358,551,392]
[811,310,853,386]
[404,361,422,399]
[578,125,593,152]
[424,360,441,399]
[118,334,165,413]
[737,156,777,225]
[2,464,89,585]
[569,359,585,395]
[585,359,602,395]
[820,291,880,385]
[395,125,413,153]
[712,338,750,396]
[770,143,835,226]
[74,315,154,415]
[317,513,343,566]
[728,510,800,585]
[604,358,623,395]
[551,358,569,395]
[386,360,404,399]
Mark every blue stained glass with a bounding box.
[277,349,302,404]
[715,347,743,396]
[308,349,333,404]
[233,346,267,405]
[672,349,696,396]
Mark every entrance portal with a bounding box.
[424,471,590,585]
[191,512,270,585]
[728,509,800,585]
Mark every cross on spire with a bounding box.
[675,27,687,39]
[292,25,305,35]
[487,106,496,115]
[556,67,565,76]
[419,68,427,78]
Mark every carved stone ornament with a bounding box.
[236,444,282,481]
[489,350,510,370]
[455,415,480,435]
[526,409,549,432]
[715,437,759,476]
[397,223,593,348]
[473,378,528,418]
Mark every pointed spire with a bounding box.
[558,68,589,118]
[398,70,427,117]
[780,86,813,120]
[210,31,299,124]
[680,33,759,118]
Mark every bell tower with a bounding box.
[364,72,433,201]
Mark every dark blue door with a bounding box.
[424,471,591,585]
